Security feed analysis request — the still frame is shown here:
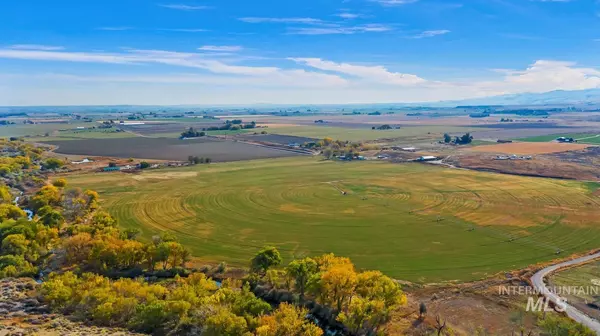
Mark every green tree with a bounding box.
[42,158,64,170]
[286,257,318,302]
[1,234,29,256]
[202,308,249,336]
[251,246,282,275]
[139,161,150,169]
[443,133,452,143]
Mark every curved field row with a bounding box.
[68,157,600,283]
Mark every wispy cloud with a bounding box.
[335,12,363,19]
[239,17,325,25]
[198,45,243,52]
[370,0,419,6]
[291,58,427,85]
[289,24,392,35]
[158,4,211,10]
[97,27,134,31]
[0,48,345,87]
[411,30,451,38]
[158,28,208,32]
[8,45,64,51]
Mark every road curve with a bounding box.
[531,252,600,335]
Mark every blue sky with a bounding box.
[1,0,600,105]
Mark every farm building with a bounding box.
[401,147,417,152]
[103,166,121,172]
[72,158,92,164]
[556,137,576,143]
[416,156,438,162]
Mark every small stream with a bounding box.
[14,194,34,220]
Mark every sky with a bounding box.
[1,0,600,106]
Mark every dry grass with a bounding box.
[468,142,591,155]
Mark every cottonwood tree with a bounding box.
[251,246,282,276]
[286,257,318,302]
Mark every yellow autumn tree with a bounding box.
[256,303,323,336]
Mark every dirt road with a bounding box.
[531,252,600,335]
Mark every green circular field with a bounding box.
[69,157,600,283]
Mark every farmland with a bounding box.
[45,137,306,162]
[520,133,600,144]
[0,122,95,138]
[67,157,600,283]
[267,125,475,142]
[468,142,591,155]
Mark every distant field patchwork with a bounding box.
[68,157,600,283]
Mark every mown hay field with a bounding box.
[68,157,600,283]
[468,142,591,155]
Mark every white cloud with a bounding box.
[335,12,362,19]
[0,48,346,87]
[239,16,392,35]
[411,30,451,38]
[198,45,243,52]
[158,28,208,33]
[2,46,600,105]
[478,60,600,95]
[158,4,211,10]
[289,24,392,35]
[239,17,325,25]
[8,45,64,51]
[370,0,419,6]
[0,49,134,64]
[291,58,427,85]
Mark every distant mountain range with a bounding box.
[432,89,600,107]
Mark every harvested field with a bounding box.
[468,122,564,129]
[233,134,316,145]
[120,122,224,136]
[44,137,306,162]
[68,157,600,283]
[468,142,591,155]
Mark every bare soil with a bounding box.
[43,137,306,162]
